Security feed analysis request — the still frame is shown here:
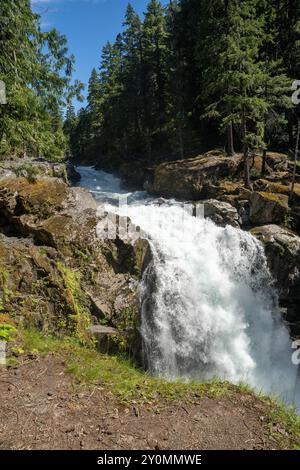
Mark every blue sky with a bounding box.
[32,0,168,110]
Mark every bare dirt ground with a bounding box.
[0,354,282,450]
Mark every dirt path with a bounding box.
[0,355,281,450]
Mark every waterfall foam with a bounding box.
[76,166,300,410]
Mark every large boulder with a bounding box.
[265,152,288,172]
[199,199,241,228]
[150,151,243,200]
[119,161,155,190]
[254,179,300,205]
[0,176,70,221]
[249,191,289,225]
[251,225,300,335]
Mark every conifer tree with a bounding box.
[165,0,186,159]
[0,0,83,160]
[86,67,101,156]
[98,37,124,156]
[122,4,144,156]
[142,0,168,159]
[273,0,300,148]
[195,0,270,187]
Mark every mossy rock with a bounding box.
[0,176,69,220]
[250,224,300,335]
[249,191,289,225]
[152,152,243,200]
[265,152,288,171]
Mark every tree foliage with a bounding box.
[0,0,83,160]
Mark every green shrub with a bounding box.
[15,163,40,183]
[0,323,17,342]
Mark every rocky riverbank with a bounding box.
[1,153,300,342]
[0,162,151,360]
[121,151,299,227]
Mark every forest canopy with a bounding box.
[67,0,300,176]
[0,0,299,168]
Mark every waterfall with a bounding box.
[76,166,300,409]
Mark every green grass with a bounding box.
[262,396,300,449]
[20,328,233,404]
[17,328,300,448]
[57,262,91,343]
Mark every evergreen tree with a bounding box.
[86,67,101,157]
[64,103,77,158]
[165,0,186,159]
[195,1,273,187]
[273,0,300,148]
[0,0,83,160]
[87,68,100,116]
[98,37,124,157]
[142,0,168,159]
[259,1,292,173]
[122,3,144,156]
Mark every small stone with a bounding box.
[65,425,75,433]
[193,414,202,422]
[147,434,158,449]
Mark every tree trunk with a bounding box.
[242,111,251,189]
[244,147,251,189]
[290,118,300,203]
[261,148,267,176]
[227,122,235,156]
[287,109,294,149]
[123,130,128,159]
[178,124,184,160]
[146,127,152,163]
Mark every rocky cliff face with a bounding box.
[250,225,300,336]
[150,151,243,200]
[0,170,151,359]
[0,158,80,184]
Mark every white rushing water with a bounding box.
[76,165,300,409]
